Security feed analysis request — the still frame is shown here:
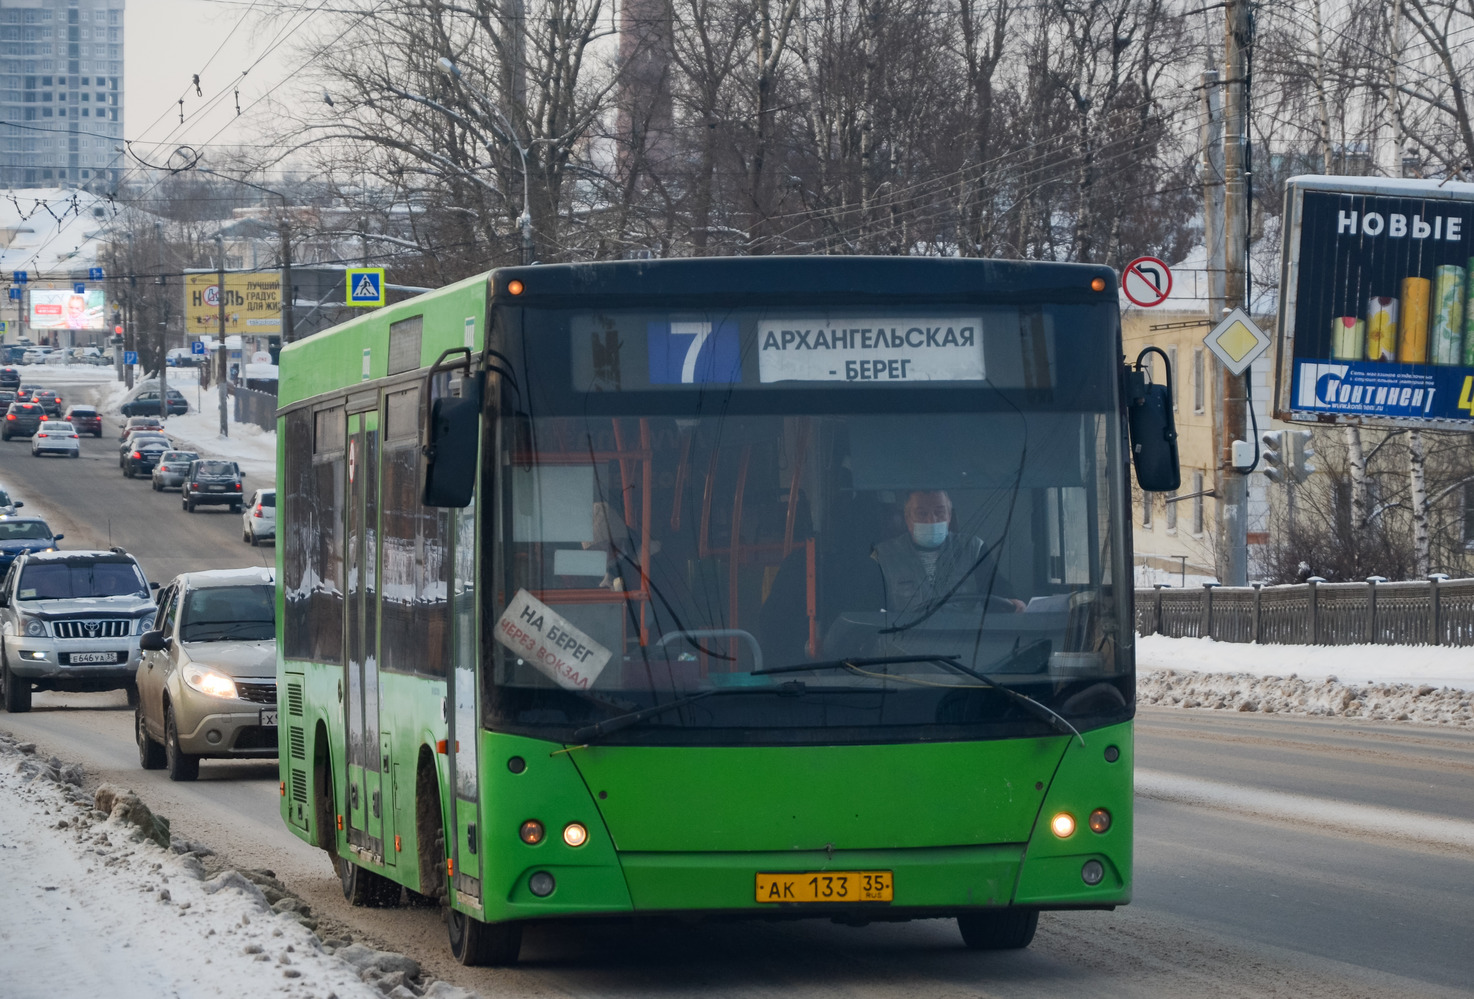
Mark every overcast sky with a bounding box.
[124,0,317,171]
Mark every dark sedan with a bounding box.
[62,405,103,437]
[33,389,63,416]
[0,517,63,571]
[122,435,172,478]
[2,402,47,440]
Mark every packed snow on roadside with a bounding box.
[0,731,477,999]
[1138,635,1474,727]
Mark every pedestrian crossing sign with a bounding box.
[346,267,386,307]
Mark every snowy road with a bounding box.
[0,375,1470,996]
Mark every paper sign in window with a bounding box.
[494,589,612,691]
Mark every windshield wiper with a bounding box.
[756,653,1083,746]
[930,651,1085,747]
[570,689,723,744]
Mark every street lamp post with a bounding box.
[214,234,228,438]
[436,58,534,265]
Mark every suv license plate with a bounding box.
[260,710,278,727]
[755,871,893,903]
[68,651,120,664]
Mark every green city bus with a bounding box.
[276,257,1177,965]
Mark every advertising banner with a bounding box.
[29,287,106,331]
[183,272,282,335]
[1276,176,1474,430]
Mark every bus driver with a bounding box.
[871,490,1025,619]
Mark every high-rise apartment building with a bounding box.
[0,0,124,190]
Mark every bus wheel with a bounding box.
[448,907,522,967]
[340,858,401,907]
[957,909,1039,950]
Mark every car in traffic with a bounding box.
[0,547,156,713]
[241,488,275,545]
[0,367,18,390]
[0,391,16,410]
[119,387,188,417]
[30,421,80,458]
[33,389,62,416]
[181,460,245,512]
[13,384,42,403]
[151,451,200,491]
[0,517,63,573]
[0,487,24,516]
[2,402,47,440]
[121,434,172,478]
[118,429,170,465]
[120,416,164,440]
[62,405,103,437]
[135,566,277,780]
[21,347,54,365]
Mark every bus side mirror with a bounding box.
[422,377,482,508]
[1125,348,1180,492]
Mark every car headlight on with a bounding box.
[182,664,239,699]
[23,617,47,638]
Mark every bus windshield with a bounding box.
[487,303,1129,746]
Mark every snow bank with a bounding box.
[0,731,478,999]
[1139,635,1474,727]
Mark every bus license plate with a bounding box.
[260,710,278,727]
[755,871,892,903]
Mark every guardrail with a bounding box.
[1134,576,1474,646]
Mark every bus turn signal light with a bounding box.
[1089,808,1112,833]
[1091,276,1108,292]
[1050,812,1076,838]
[507,279,525,296]
[519,819,545,845]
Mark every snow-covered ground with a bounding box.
[1139,635,1474,727]
[0,731,475,999]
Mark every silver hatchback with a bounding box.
[135,567,277,781]
[151,450,200,491]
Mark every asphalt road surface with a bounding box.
[0,377,1470,998]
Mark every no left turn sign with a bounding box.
[1122,256,1173,307]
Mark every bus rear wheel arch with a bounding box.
[957,909,1039,950]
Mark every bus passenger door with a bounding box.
[447,499,482,904]
[344,409,384,860]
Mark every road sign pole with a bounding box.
[1217,0,1251,587]
[216,235,228,439]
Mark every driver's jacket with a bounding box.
[871,533,996,621]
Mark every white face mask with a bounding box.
[911,521,948,548]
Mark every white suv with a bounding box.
[0,548,157,712]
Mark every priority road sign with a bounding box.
[1204,307,1272,377]
[346,267,386,308]
[1121,256,1173,308]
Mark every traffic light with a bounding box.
[1261,431,1285,483]
[1290,430,1316,483]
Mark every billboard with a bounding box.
[29,287,106,331]
[183,272,281,336]
[1275,175,1474,430]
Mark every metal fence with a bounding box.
[1135,576,1474,646]
[231,385,277,433]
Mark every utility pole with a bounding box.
[1219,0,1250,586]
[215,234,228,438]
[279,219,296,344]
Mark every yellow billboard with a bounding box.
[184,273,282,335]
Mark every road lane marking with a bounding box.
[1137,769,1474,853]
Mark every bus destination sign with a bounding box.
[757,316,984,383]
